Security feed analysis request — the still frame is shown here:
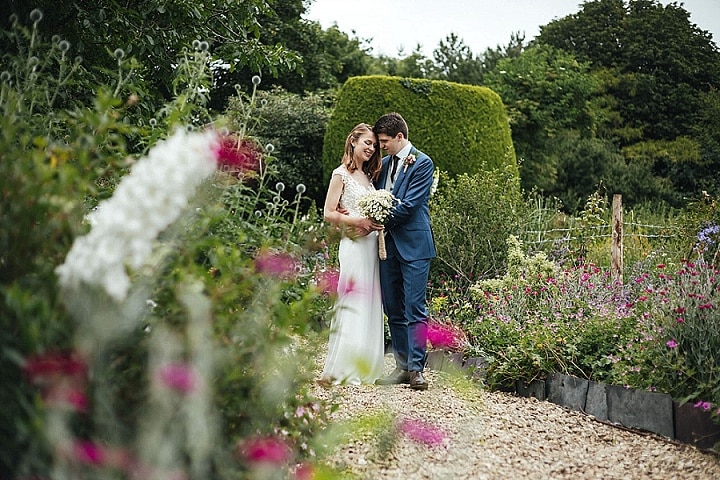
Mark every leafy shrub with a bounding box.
[225,87,333,210]
[322,75,518,183]
[429,166,524,284]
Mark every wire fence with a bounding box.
[522,222,678,246]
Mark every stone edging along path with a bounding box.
[426,349,720,452]
[311,352,720,479]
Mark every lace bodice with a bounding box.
[332,165,375,217]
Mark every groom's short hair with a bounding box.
[374,112,408,139]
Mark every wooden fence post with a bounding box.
[611,194,623,283]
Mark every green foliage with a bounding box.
[429,167,523,283]
[225,87,333,209]
[213,17,374,105]
[2,0,300,108]
[482,44,600,194]
[322,75,518,183]
[534,0,720,208]
[429,33,483,84]
[0,15,343,479]
[545,132,626,212]
[0,18,144,475]
[677,191,720,262]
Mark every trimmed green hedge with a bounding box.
[322,75,518,183]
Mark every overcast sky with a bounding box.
[303,0,719,57]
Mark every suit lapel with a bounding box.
[391,147,417,194]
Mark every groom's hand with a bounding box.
[353,218,383,237]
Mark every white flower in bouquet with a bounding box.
[356,189,396,224]
[356,189,397,260]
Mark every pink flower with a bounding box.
[46,385,89,412]
[426,323,460,349]
[402,153,416,173]
[694,400,712,411]
[214,135,262,178]
[314,269,339,295]
[292,462,315,480]
[666,339,678,349]
[254,250,298,280]
[237,436,291,465]
[398,417,446,446]
[73,441,105,465]
[156,363,196,394]
[23,351,88,411]
[23,351,87,381]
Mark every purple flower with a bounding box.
[666,339,678,349]
[694,400,712,411]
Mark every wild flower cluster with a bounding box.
[608,260,720,409]
[356,189,396,224]
[2,11,346,480]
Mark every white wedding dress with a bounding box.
[321,165,385,385]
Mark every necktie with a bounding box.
[390,155,400,183]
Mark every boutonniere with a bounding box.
[402,153,416,173]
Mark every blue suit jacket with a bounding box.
[375,147,436,261]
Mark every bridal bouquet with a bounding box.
[357,189,396,260]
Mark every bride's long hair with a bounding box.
[342,123,382,180]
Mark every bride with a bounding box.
[319,123,385,385]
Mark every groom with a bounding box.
[372,112,436,391]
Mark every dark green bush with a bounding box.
[322,75,518,183]
[225,87,334,210]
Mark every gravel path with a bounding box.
[311,354,720,479]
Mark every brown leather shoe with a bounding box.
[375,368,411,385]
[409,371,428,391]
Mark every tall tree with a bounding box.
[430,33,483,84]
[534,0,720,206]
[1,0,299,102]
[483,44,600,193]
[537,0,720,142]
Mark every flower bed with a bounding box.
[428,235,720,449]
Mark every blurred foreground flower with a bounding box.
[55,128,229,301]
[426,322,463,349]
[254,250,299,280]
[23,352,88,411]
[155,362,197,395]
[314,268,339,295]
[237,435,291,465]
[214,135,263,179]
[397,417,446,447]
